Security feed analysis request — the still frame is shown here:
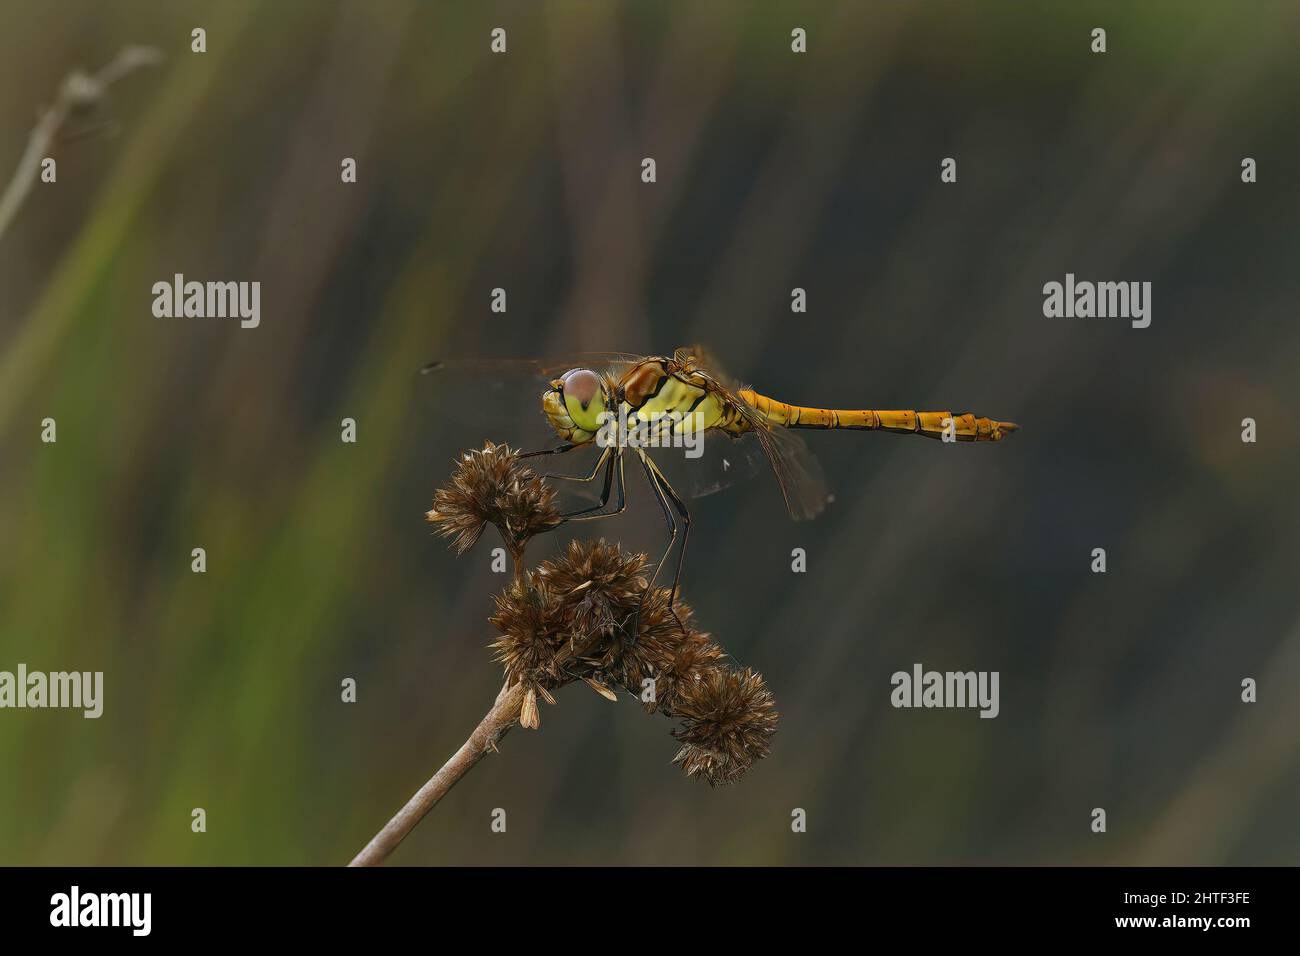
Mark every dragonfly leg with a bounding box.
[518,442,576,460]
[644,455,691,617]
[546,445,608,483]
[561,448,626,522]
[634,451,689,637]
[525,443,625,520]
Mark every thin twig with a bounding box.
[349,619,608,866]
[0,45,161,244]
[348,680,526,867]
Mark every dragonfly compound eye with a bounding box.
[561,368,606,432]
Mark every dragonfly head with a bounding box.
[542,368,609,443]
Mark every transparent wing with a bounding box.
[650,411,829,518]
[414,358,553,446]
[651,429,775,503]
[751,420,832,521]
[674,343,832,520]
[414,352,641,435]
[419,352,644,380]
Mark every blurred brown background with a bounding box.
[1,0,1298,865]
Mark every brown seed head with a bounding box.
[426,442,560,557]
[489,575,567,689]
[671,667,779,786]
[596,587,727,714]
[536,539,648,639]
[474,531,780,786]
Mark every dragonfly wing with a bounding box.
[649,429,773,502]
[420,352,644,380]
[647,424,830,520]
[415,353,641,434]
[751,421,832,521]
[415,359,554,444]
[673,344,832,519]
[708,384,830,521]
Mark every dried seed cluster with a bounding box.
[425,441,560,560]
[430,444,779,786]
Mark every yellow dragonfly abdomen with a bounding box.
[735,389,1018,442]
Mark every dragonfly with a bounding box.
[421,345,1018,629]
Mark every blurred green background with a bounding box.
[2,0,1298,865]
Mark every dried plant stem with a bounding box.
[350,618,608,866]
[348,680,526,867]
[0,45,160,245]
[507,537,527,589]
